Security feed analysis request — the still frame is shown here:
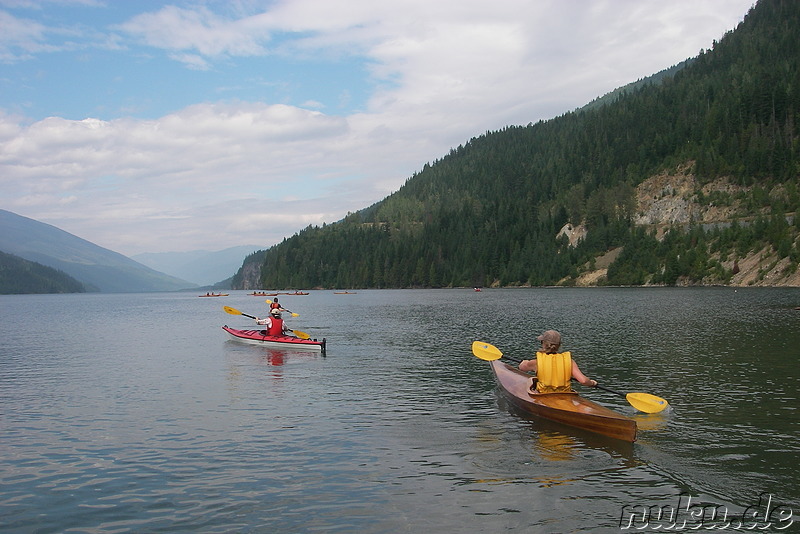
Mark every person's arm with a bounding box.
[519,359,537,373]
[255,317,268,325]
[571,360,597,387]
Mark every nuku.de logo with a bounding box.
[619,493,794,531]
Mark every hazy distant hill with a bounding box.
[0,209,196,293]
[132,245,260,286]
[0,250,86,294]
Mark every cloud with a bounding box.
[0,0,753,255]
[0,101,393,253]
[118,5,268,58]
[0,10,49,61]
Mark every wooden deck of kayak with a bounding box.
[491,360,637,442]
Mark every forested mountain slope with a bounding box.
[0,251,86,294]
[233,0,799,290]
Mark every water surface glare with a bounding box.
[1,288,798,532]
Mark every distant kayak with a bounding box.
[199,293,228,297]
[222,325,326,354]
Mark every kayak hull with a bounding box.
[222,325,326,354]
[490,360,636,442]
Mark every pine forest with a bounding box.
[232,0,800,290]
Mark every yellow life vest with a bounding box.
[535,351,573,393]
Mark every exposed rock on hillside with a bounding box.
[633,162,749,231]
[569,163,800,287]
[557,223,587,247]
[720,247,800,287]
[236,261,262,290]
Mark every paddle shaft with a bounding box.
[266,299,299,316]
[266,299,292,311]
[593,384,627,397]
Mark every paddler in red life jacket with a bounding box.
[518,329,597,393]
[256,308,292,336]
[269,298,285,312]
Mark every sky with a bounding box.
[0,0,755,256]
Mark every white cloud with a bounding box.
[0,10,48,61]
[0,0,753,255]
[118,5,268,58]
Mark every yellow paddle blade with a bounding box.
[293,329,311,340]
[626,392,669,414]
[472,341,503,361]
[223,306,241,315]
[265,299,272,303]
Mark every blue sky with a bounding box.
[0,0,754,255]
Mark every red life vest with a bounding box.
[267,317,284,336]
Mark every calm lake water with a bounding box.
[1,288,798,533]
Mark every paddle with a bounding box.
[265,299,299,317]
[471,341,669,414]
[222,306,311,339]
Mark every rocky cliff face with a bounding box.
[567,162,800,287]
[633,163,749,230]
[236,260,262,290]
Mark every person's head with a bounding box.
[537,330,561,353]
[270,308,282,318]
[274,298,278,303]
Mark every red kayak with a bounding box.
[222,325,326,354]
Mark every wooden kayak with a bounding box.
[490,360,637,442]
[222,325,326,354]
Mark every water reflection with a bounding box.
[1,288,798,533]
[496,394,638,461]
[264,348,287,368]
[533,431,580,462]
[632,412,670,432]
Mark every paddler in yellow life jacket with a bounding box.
[518,329,597,393]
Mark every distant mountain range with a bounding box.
[132,245,261,286]
[0,209,197,293]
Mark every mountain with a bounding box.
[132,245,260,286]
[232,0,800,289]
[0,250,86,294]
[0,209,197,293]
